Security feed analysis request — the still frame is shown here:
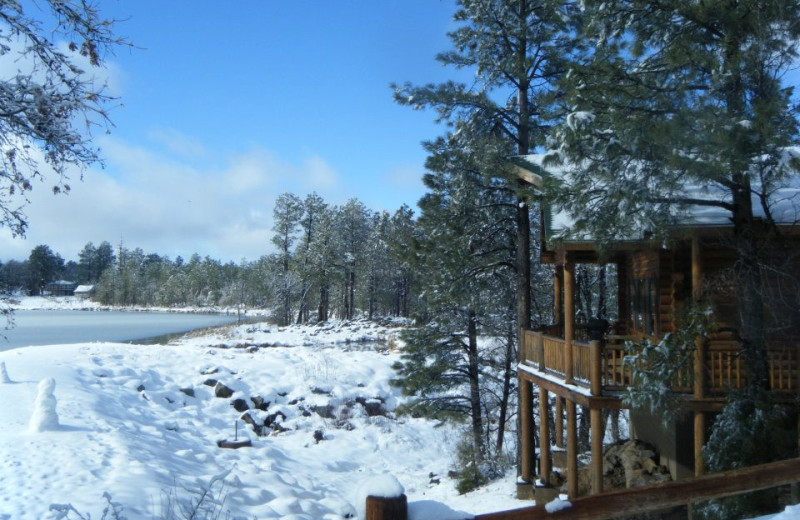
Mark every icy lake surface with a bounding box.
[0,310,238,351]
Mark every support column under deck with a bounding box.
[520,377,534,482]
[555,397,564,448]
[539,386,551,483]
[591,408,604,494]
[567,399,578,498]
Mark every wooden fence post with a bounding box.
[366,494,407,520]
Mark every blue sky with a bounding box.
[1,1,465,263]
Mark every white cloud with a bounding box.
[147,127,209,160]
[383,164,424,189]
[0,137,344,263]
[303,155,340,190]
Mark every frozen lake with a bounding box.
[0,310,239,352]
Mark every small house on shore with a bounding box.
[511,155,800,499]
[73,285,96,299]
[43,280,78,297]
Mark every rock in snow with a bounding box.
[29,377,59,432]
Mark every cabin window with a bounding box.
[630,277,659,336]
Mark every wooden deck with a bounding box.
[520,329,799,397]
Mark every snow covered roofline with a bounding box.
[510,148,800,246]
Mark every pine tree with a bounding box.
[337,199,371,320]
[393,0,572,335]
[386,205,419,318]
[271,193,303,326]
[27,245,64,295]
[393,122,519,478]
[293,193,327,323]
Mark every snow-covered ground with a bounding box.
[0,318,526,519]
[0,309,796,519]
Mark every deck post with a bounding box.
[539,386,551,483]
[564,260,575,384]
[589,340,602,397]
[536,331,545,371]
[554,265,564,326]
[365,495,407,520]
[520,377,534,482]
[692,236,706,477]
[693,338,706,477]
[617,259,629,330]
[792,414,800,504]
[589,339,604,495]
[555,397,564,448]
[567,399,578,498]
[591,408,604,495]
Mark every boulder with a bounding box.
[231,398,249,412]
[356,397,386,417]
[214,382,234,398]
[241,412,263,436]
[250,395,269,411]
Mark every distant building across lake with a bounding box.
[43,280,77,297]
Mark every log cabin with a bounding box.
[510,154,800,500]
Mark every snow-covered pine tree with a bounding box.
[392,121,519,490]
[271,193,303,326]
[393,0,572,338]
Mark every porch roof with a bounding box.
[511,147,800,247]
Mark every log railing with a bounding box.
[473,457,800,520]
[366,459,800,520]
[521,329,799,396]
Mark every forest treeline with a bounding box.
[0,193,418,321]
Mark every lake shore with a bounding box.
[4,295,271,317]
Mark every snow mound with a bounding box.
[29,377,59,432]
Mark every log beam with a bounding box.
[539,386,551,483]
[520,378,534,482]
[591,408,604,495]
[366,495,407,520]
[475,458,800,520]
[555,396,564,448]
[564,261,575,384]
[567,399,578,498]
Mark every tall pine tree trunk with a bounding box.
[724,37,769,391]
[495,306,516,455]
[467,309,484,458]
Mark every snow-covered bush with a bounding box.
[697,389,796,519]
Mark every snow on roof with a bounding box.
[74,285,95,293]
[515,147,800,242]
